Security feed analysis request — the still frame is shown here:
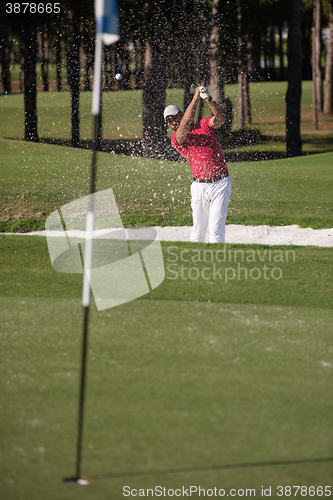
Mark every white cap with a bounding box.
[164,105,182,123]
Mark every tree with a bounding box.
[65,0,93,147]
[5,10,52,143]
[277,22,286,80]
[210,0,223,103]
[312,0,322,128]
[301,0,313,80]
[181,0,196,110]
[1,20,12,94]
[37,31,49,92]
[142,0,167,151]
[55,36,62,92]
[23,20,38,142]
[209,0,233,133]
[237,0,251,128]
[286,0,302,157]
[324,0,333,114]
[67,5,81,147]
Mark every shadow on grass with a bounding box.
[90,456,333,480]
[38,136,287,163]
[38,137,183,162]
[301,135,333,146]
[10,133,330,162]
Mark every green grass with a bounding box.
[1,82,332,499]
[1,138,332,231]
[0,235,332,499]
[1,236,332,309]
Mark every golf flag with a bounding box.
[92,0,120,114]
[95,0,120,46]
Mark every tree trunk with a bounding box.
[133,39,143,89]
[183,0,196,110]
[278,23,285,80]
[111,46,116,90]
[312,0,322,128]
[263,36,269,80]
[84,46,90,91]
[238,74,245,129]
[24,21,38,142]
[245,36,252,124]
[197,35,210,87]
[269,26,276,81]
[1,28,11,94]
[20,36,24,93]
[103,46,108,91]
[120,43,130,90]
[105,47,112,91]
[301,21,312,80]
[55,36,62,91]
[324,0,333,114]
[71,11,80,147]
[210,0,233,133]
[237,0,251,128]
[286,0,302,157]
[37,32,49,92]
[142,1,167,151]
[210,0,224,103]
[115,43,124,89]
[238,71,251,127]
[142,41,154,144]
[65,43,72,91]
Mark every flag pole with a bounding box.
[64,0,121,484]
[64,32,103,486]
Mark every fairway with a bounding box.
[1,297,332,499]
[1,139,333,232]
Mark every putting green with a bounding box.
[1,296,332,500]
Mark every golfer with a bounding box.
[164,86,231,243]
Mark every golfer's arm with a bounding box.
[208,100,226,129]
[175,95,200,145]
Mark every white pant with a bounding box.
[190,176,231,243]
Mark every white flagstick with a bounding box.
[91,33,103,117]
[64,0,120,485]
[82,212,94,307]
[65,32,103,487]
[82,32,103,309]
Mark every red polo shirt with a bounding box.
[171,117,228,179]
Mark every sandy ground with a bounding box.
[154,224,333,247]
[6,224,333,247]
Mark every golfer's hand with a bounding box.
[194,86,201,100]
[199,86,211,101]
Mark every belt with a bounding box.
[193,172,229,183]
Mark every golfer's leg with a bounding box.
[209,177,232,243]
[190,182,209,242]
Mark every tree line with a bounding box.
[1,0,333,157]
